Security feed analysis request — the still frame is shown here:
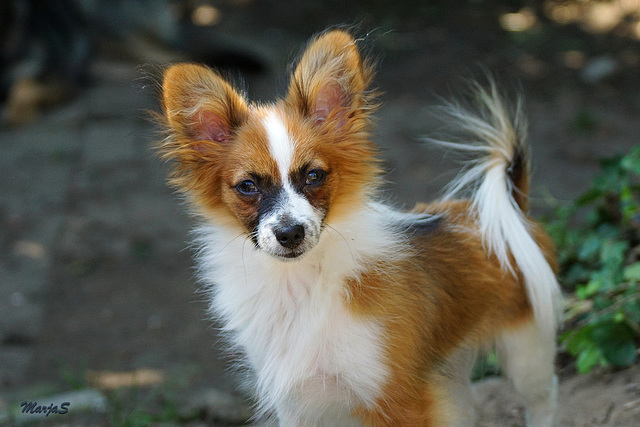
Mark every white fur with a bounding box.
[474,164,561,338]
[257,112,324,259]
[436,346,479,427]
[194,203,410,424]
[264,112,294,183]
[496,321,558,427]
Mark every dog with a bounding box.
[157,29,562,426]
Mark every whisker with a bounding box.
[241,234,255,288]
[325,224,357,265]
[194,231,247,260]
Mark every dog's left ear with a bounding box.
[285,30,374,133]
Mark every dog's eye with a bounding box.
[236,180,259,195]
[305,170,326,186]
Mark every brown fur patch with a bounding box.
[349,201,540,425]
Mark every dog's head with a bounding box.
[158,30,380,260]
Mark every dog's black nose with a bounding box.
[275,224,305,249]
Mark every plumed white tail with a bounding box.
[428,81,561,338]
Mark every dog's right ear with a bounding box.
[160,64,249,158]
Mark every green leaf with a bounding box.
[621,149,640,174]
[576,279,601,300]
[576,188,602,206]
[624,300,640,324]
[563,325,595,355]
[623,262,640,282]
[577,235,601,262]
[622,203,639,223]
[596,223,622,240]
[603,338,636,367]
[620,185,633,202]
[600,240,628,264]
[576,346,605,373]
[599,240,628,288]
[592,322,638,367]
[563,263,591,286]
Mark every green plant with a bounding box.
[546,144,640,373]
[472,350,501,381]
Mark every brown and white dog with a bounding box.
[157,29,561,426]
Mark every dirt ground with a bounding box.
[2,1,640,426]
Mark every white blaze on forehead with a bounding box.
[263,112,295,183]
[257,112,326,259]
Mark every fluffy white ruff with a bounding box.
[193,202,411,422]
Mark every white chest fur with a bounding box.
[221,264,386,420]
[194,205,407,422]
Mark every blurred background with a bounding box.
[1,0,639,425]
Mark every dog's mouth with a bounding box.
[275,249,307,260]
[261,242,313,261]
[249,232,307,260]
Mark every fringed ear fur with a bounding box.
[161,63,248,154]
[285,30,376,132]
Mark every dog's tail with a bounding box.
[428,81,561,337]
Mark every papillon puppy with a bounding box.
[157,29,562,426]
